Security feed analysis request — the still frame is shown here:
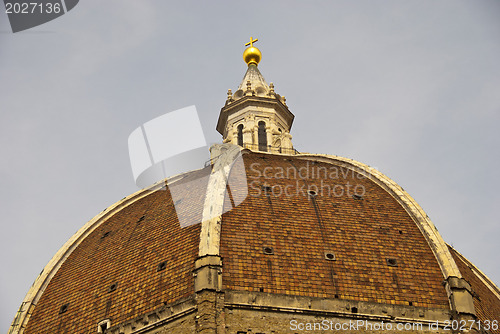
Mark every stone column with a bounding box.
[252,126,258,149]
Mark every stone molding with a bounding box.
[193,255,223,293]
[105,296,197,334]
[225,290,450,325]
[444,277,476,318]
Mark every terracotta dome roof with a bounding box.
[219,152,449,307]
[10,148,500,334]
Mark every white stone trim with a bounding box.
[8,173,192,334]
[199,144,243,256]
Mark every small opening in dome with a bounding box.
[101,231,111,239]
[108,283,117,293]
[409,301,413,306]
[97,319,111,333]
[138,215,145,222]
[324,252,336,261]
[352,194,363,200]
[259,288,264,292]
[308,190,317,197]
[263,246,274,255]
[262,185,271,192]
[262,185,272,197]
[157,261,167,272]
[334,294,339,299]
[386,258,398,267]
[399,230,403,234]
[351,307,358,313]
[59,303,69,314]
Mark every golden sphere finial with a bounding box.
[243,36,261,66]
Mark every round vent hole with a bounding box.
[263,246,274,255]
[262,185,272,194]
[324,252,336,261]
[59,303,69,314]
[386,258,398,267]
[352,194,363,200]
[108,283,118,293]
[308,190,317,197]
[157,261,167,272]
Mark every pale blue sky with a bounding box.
[1,1,499,330]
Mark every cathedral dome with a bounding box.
[10,150,500,334]
[9,40,500,334]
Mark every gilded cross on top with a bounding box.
[245,36,258,47]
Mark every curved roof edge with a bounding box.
[293,152,463,280]
[8,173,192,334]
